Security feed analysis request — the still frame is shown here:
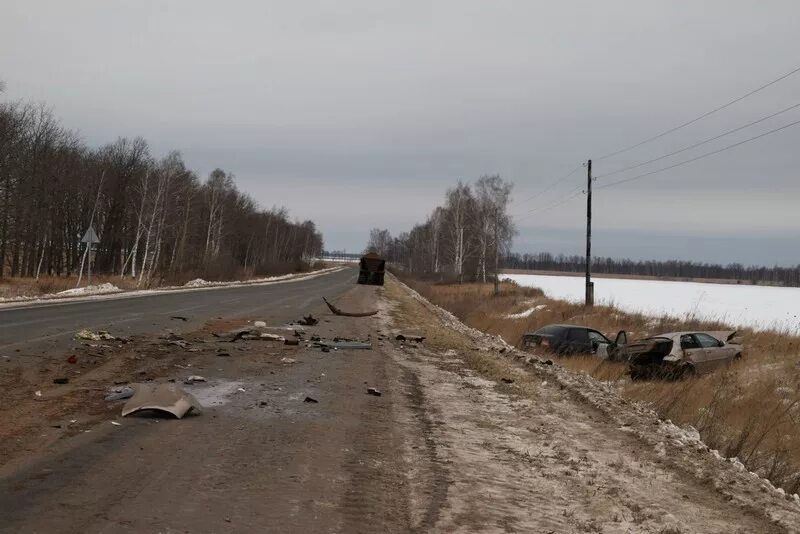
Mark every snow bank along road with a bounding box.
[1,270,798,532]
[504,272,800,333]
[0,267,354,353]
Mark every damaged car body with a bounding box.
[521,324,626,359]
[625,331,743,380]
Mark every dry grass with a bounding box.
[401,276,800,494]
[0,275,142,299]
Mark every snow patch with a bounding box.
[504,304,547,319]
[503,273,800,333]
[56,283,122,297]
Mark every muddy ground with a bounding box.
[1,274,799,533]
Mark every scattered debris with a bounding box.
[216,351,231,357]
[53,377,69,385]
[67,355,78,364]
[284,339,299,346]
[75,329,115,342]
[254,320,267,328]
[315,340,372,351]
[111,421,122,426]
[236,387,246,393]
[297,315,319,326]
[396,333,425,342]
[184,375,207,384]
[280,357,297,364]
[501,378,515,384]
[260,333,285,342]
[34,390,42,397]
[121,383,202,419]
[304,396,318,403]
[367,387,382,397]
[322,297,378,317]
[105,386,136,401]
[229,329,253,343]
[170,316,188,322]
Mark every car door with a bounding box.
[587,330,611,358]
[680,334,708,372]
[564,328,590,354]
[694,333,734,370]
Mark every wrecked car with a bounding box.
[521,324,626,358]
[624,331,743,380]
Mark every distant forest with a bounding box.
[503,252,800,287]
[0,95,323,285]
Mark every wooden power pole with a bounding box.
[585,159,594,306]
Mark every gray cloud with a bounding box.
[2,1,799,264]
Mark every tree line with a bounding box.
[0,97,323,285]
[366,175,516,284]
[503,252,800,287]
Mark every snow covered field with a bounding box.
[502,273,800,333]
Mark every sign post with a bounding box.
[81,227,100,285]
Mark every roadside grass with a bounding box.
[0,275,140,299]
[399,276,800,494]
[0,261,329,300]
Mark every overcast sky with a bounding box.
[2,1,799,265]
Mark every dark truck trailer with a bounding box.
[358,253,385,286]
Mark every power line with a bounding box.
[595,62,800,161]
[597,117,800,190]
[514,183,585,222]
[515,163,583,207]
[595,101,800,179]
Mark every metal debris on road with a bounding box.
[315,340,372,351]
[184,375,207,384]
[367,387,382,397]
[121,383,202,419]
[396,334,425,342]
[105,386,136,401]
[111,421,122,426]
[304,396,319,403]
[297,315,319,326]
[280,357,297,364]
[170,316,188,321]
[322,297,378,317]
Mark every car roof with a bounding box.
[524,324,598,335]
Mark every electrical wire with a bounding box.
[595,62,800,161]
[597,117,800,190]
[514,183,585,223]
[595,101,800,179]
[514,163,583,206]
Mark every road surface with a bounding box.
[0,268,354,353]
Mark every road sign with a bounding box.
[81,227,100,244]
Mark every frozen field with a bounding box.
[502,273,800,333]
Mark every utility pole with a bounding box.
[585,159,594,307]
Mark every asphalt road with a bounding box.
[0,268,355,353]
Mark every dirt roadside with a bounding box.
[0,277,798,532]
